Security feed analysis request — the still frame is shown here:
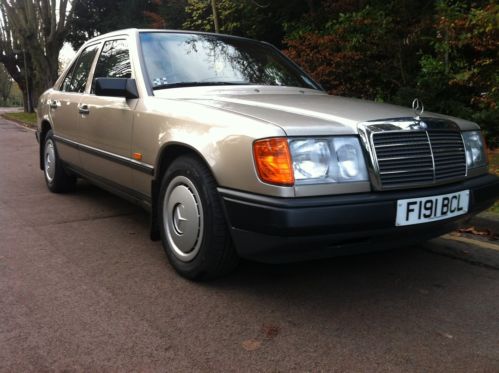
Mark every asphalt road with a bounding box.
[1,117,499,372]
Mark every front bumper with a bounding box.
[219,174,499,263]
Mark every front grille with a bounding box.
[372,130,466,188]
[428,131,467,180]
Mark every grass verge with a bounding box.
[2,111,37,128]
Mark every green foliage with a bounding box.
[183,0,308,47]
[183,0,247,34]
[415,1,499,147]
[285,5,406,100]
[284,0,498,147]
[152,0,189,29]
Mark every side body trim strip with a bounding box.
[54,135,154,175]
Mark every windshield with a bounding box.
[139,32,320,90]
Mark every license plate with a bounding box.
[396,190,469,226]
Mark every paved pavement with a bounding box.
[1,117,499,372]
[0,107,22,114]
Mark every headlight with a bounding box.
[289,137,368,185]
[289,139,330,180]
[462,131,487,168]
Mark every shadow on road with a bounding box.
[72,178,485,300]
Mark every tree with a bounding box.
[210,0,220,32]
[0,3,33,111]
[66,0,151,50]
[147,0,188,30]
[0,63,12,105]
[183,0,241,34]
[0,0,76,111]
[182,0,308,47]
[284,1,435,100]
[416,0,498,147]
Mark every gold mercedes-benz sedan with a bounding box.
[36,29,498,280]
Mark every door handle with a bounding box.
[78,104,90,115]
[49,100,59,109]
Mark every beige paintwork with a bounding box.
[37,29,483,202]
[79,94,137,189]
[44,90,82,167]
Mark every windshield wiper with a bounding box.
[152,81,252,90]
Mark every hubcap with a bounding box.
[163,176,204,262]
[44,139,56,183]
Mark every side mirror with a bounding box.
[94,78,139,99]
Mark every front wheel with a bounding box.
[159,155,238,280]
[43,130,76,193]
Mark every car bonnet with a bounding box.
[154,86,479,136]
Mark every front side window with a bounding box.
[92,39,132,87]
[61,44,99,93]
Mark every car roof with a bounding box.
[82,28,264,46]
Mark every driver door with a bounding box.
[78,38,137,191]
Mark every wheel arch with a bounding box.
[150,142,219,241]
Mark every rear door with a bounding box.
[49,44,100,167]
[79,38,137,191]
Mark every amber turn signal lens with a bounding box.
[253,138,294,186]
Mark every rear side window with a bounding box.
[60,63,77,92]
[61,44,99,93]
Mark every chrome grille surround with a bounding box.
[358,117,467,190]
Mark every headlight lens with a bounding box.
[289,137,368,185]
[462,131,487,168]
[334,137,365,179]
[289,139,330,180]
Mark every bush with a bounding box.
[284,1,498,147]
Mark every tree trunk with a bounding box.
[22,90,29,112]
[211,0,220,33]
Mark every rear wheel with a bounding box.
[43,130,76,193]
[159,155,238,280]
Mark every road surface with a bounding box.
[1,117,499,372]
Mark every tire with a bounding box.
[43,130,77,193]
[159,155,238,280]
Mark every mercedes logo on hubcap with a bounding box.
[173,204,188,235]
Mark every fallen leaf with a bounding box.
[261,324,280,340]
[458,226,491,236]
[437,331,454,339]
[456,226,498,240]
[241,339,261,351]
